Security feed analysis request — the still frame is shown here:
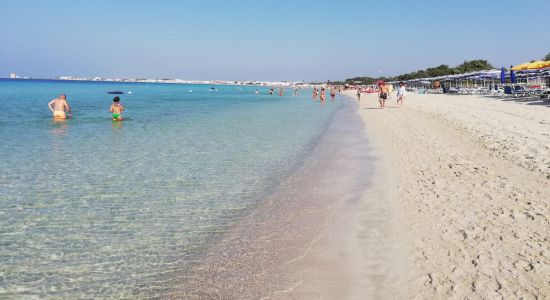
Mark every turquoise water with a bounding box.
[0,79,342,298]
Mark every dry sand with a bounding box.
[325,90,549,299]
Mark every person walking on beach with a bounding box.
[110,96,124,121]
[397,82,406,107]
[356,88,361,102]
[378,81,389,108]
[330,87,336,101]
[48,94,72,119]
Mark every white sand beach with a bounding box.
[300,91,550,299]
[181,91,549,299]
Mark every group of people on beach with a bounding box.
[266,87,301,97]
[356,81,406,108]
[48,94,124,121]
[47,87,307,121]
[47,82,406,121]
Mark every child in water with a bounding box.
[110,96,124,121]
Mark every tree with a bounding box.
[454,60,493,73]
[426,64,453,77]
[544,52,550,61]
[340,59,495,83]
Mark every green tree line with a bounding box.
[343,59,494,85]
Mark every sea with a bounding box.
[0,79,354,298]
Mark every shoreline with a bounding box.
[170,94,420,299]
[170,96,382,298]
[281,94,414,299]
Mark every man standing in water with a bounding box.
[48,94,72,119]
[378,81,389,108]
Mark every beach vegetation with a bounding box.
[343,59,494,85]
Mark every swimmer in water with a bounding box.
[313,87,318,100]
[110,96,124,121]
[48,94,72,119]
[320,87,326,102]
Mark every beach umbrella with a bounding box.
[500,67,506,84]
[526,60,550,69]
[512,60,550,71]
[510,67,517,84]
[511,63,529,71]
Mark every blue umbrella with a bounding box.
[510,66,517,84]
[500,67,506,84]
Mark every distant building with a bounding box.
[10,73,17,79]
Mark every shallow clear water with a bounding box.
[0,79,342,298]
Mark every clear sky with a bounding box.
[1,0,549,81]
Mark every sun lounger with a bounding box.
[513,85,529,96]
[504,86,528,97]
[447,87,459,94]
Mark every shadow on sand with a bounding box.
[482,95,550,107]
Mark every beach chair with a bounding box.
[513,85,529,97]
[504,86,527,97]
[489,88,501,96]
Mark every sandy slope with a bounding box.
[347,91,550,299]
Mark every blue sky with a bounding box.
[1,0,549,81]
